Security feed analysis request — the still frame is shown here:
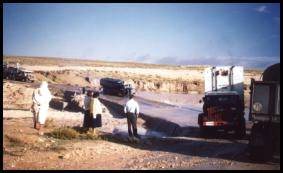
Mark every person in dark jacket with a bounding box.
[83,90,93,129]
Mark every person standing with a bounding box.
[31,81,52,135]
[82,87,86,95]
[31,87,41,129]
[124,93,140,139]
[83,90,93,129]
[90,91,103,129]
[16,62,20,71]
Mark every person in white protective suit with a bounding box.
[31,81,52,135]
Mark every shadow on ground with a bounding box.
[100,99,125,119]
[98,131,280,165]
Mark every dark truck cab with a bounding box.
[3,64,35,82]
[248,63,280,161]
[15,69,35,82]
[100,77,132,97]
[198,66,246,138]
[198,91,245,138]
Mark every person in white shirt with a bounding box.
[124,93,140,139]
[16,62,20,71]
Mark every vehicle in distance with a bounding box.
[100,77,132,97]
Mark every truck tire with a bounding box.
[200,126,217,138]
[235,117,246,139]
[249,123,272,161]
[200,126,208,137]
[198,113,204,125]
[198,113,208,137]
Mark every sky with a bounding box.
[3,3,280,69]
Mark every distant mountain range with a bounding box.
[152,56,280,70]
[3,54,279,70]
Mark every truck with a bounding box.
[198,66,246,138]
[3,63,8,78]
[100,78,133,97]
[248,63,280,161]
[3,63,35,82]
[15,69,35,82]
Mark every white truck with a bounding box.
[198,66,246,138]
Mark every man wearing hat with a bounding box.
[124,92,140,139]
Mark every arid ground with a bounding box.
[3,56,279,170]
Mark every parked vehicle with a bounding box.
[15,69,35,82]
[60,86,102,112]
[198,66,246,138]
[3,63,35,82]
[3,63,10,79]
[100,78,132,97]
[248,63,280,161]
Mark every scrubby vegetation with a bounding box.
[49,127,80,140]
[44,118,57,128]
[49,126,102,140]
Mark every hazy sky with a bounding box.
[3,3,280,68]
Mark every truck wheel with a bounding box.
[249,123,272,161]
[198,113,209,137]
[200,125,212,138]
[198,113,204,125]
[199,126,207,137]
[235,118,246,139]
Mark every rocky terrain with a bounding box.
[3,56,278,170]
[4,56,262,96]
[3,108,280,170]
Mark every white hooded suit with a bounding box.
[32,81,52,124]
